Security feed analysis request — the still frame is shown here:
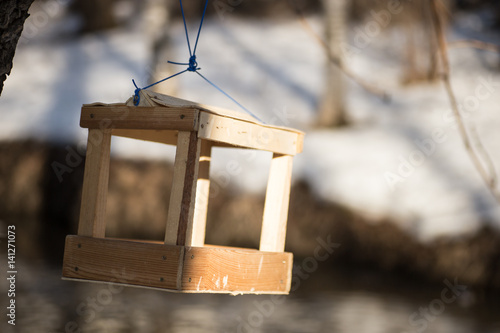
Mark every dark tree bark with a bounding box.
[0,0,35,96]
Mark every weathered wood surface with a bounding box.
[81,105,199,131]
[63,236,182,290]
[63,236,293,294]
[82,90,304,155]
[260,153,293,252]
[182,245,292,294]
[78,129,112,238]
[197,111,303,155]
[112,129,178,146]
[165,131,201,246]
[191,140,212,247]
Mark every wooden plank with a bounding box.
[176,131,201,246]
[62,236,292,294]
[197,112,304,155]
[182,246,293,294]
[112,129,178,146]
[78,129,112,238]
[191,140,212,247]
[62,236,182,290]
[260,154,294,252]
[80,106,199,131]
[165,131,201,246]
[142,90,304,137]
[111,127,264,153]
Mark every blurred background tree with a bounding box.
[318,0,348,128]
[70,0,117,33]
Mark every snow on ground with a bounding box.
[1,3,500,242]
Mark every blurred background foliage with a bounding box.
[1,0,500,332]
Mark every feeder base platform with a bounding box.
[62,236,293,295]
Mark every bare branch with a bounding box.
[292,2,390,101]
[448,40,500,53]
[469,125,498,188]
[430,0,500,201]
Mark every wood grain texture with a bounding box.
[80,104,304,155]
[197,112,303,155]
[192,140,212,247]
[78,129,112,238]
[80,106,199,131]
[177,131,201,245]
[112,129,178,146]
[182,246,293,294]
[63,236,293,294]
[62,236,183,290]
[260,154,293,252]
[112,128,260,151]
[165,131,201,246]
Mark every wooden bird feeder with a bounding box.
[62,91,304,295]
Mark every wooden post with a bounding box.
[191,140,212,247]
[259,153,293,252]
[165,131,201,246]
[78,128,112,238]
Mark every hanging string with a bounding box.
[192,0,208,56]
[195,72,263,122]
[132,0,262,122]
[179,0,193,58]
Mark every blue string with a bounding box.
[195,72,264,123]
[132,0,260,123]
[193,0,209,56]
[132,69,188,105]
[179,0,193,58]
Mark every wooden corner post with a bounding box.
[260,153,294,252]
[192,140,212,247]
[77,128,112,238]
[165,131,202,246]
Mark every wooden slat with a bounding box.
[80,106,199,131]
[78,129,112,238]
[197,112,303,155]
[112,129,178,146]
[165,131,201,246]
[182,246,293,294]
[260,154,293,252]
[130,90,303,135]
[62,236,182,290]
[62,236,293,294]
[191,140,212,247]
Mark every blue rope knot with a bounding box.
[129,0,263,122]
[132,79,141,106]
[188,55,198,72]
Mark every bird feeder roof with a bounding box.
[80,90,304,155]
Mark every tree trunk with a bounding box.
[0,0,35,96]
[401,0,451,84]
[318,0,348,128]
